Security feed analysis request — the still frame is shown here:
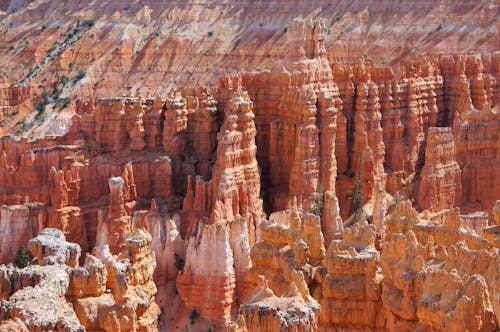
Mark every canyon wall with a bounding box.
[0,10,498,332]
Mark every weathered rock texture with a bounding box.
[316,220,384,331]
[242,205,323,331]
[0,0,498,137]
[417,127,463,211]
[0,228,160,331]
[177,80,264,329]
[242,18,341,217]
[0,3,498,332]
[381,202,499,331]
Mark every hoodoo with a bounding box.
[0,1,499,331]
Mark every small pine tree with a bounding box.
[60,74,69,86]
[15,246,30,268]
[347,175,364,215]
[310,187,324,217]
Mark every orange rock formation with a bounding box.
[0,228,160,331]
[0,2,498,331]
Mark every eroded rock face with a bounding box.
[381,208,499,331]
[177,223,236,322]
[453,107,500,211]
[418,127,463,211]
[0,228,160,332]
[242,276,320,332]
[177,81,264,329]
[0,5,498,332]
[242,205,323,331]
[316,220,384,331]
[242,18,341,218]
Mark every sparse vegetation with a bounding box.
[36,94,50,116]
[74,69,86,82]
[18,19,94,84]
[60,74,69,86]
[56,97,71,109]
[283,26,288,33]
[336,14,342,21]
[347,175,365,215]
[207,30,214,37]
[14,246,30,268]
[310,187,324,217]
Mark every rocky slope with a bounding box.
[0,0,498,136]
[0,1,499,331]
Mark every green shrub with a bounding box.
[310,187,324,217]
[207,30,214,37]
[57,97,71,109]
[36,98,48,115]
[347,175,364,215]
[74,69,86,81]
[60,74,69,86]
[14,246,30,268]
